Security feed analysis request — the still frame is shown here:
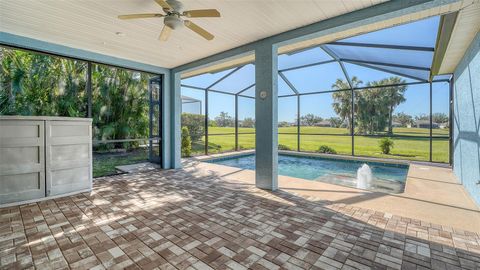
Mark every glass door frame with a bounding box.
[149,76,163,165]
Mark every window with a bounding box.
[0,46,163,177]
[1,47,87,117]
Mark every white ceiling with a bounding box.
[0,0,385,69]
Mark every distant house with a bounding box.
[416,120,439,129]
[391,121,402,128]
[314,120,332,127]
[439,122,449,129]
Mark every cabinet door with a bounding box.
[0,120,45,204]
[45,120,92,196]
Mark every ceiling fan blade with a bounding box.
[183,9,220,18]
[154,0,172,10]
[118,13,164,20]
[184,20,214,40]
[159,25,172,41]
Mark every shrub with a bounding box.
[181,113,205,142]
[379,137,394,154]
[278,144,292,150]
[317,145,337,154]
[181,126,192,157]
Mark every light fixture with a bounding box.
[164,15,183,30]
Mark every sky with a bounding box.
[181,16,450,123]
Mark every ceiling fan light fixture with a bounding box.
[118,0,219,42]
[164,16,183,30]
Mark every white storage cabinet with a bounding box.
[0,116,92,205]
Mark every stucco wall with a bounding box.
[453,31,480,206]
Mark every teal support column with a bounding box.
[170,71,182,169]
[255,42,278,190]
[161,71,172,169]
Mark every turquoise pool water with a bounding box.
[207,154,409,193]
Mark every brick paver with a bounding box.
[1,169,479,269]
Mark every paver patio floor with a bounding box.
[1,169,479,269]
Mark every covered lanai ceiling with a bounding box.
[0,0,386,68]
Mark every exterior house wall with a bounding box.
[453,31,480,206]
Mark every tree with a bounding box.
[91,64,150,149]
[181,113,205,142]
[393,112,413,127]
[208,119,217,127]
[355,87,390,134]
[214,111,234,127]
[1,48,87,116]
[332,76,362,131]
[432,113,448,124]
[328,117,343,128]
[278,121,291,127]
[368,77,407,134]
[1,47,154,150]
[241,117,255,128]
[415,114,430,121]
[332,76,407,135]
[181,126,192,157]
[299,113,322,126]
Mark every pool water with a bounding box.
[207,154,409,193]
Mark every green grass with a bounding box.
[190,126,450,163]
[91,127,449,178]
[93,148,148,177]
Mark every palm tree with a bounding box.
[331,76,362,131]
[91,64,150,150]
[367,77,407,135]
[1,47,151,151]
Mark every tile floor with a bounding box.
[1,169,479,269]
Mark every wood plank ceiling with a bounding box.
[0,0,385,68]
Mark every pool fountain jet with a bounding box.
[357,164,372,190]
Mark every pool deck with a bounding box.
[186,150,480,233]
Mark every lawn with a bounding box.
[192,126,450,163]
[93,148,148,177]
[91,126,449,178]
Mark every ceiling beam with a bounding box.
[279,59,336,72]
[278,72,299,95]
[205,66,243,90]
[237,83,255,95]
[321,45,353,89]
[327,41,434,52]
[340,58,431,71]
[345,61,428,82]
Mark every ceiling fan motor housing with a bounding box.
[164,15,183,29]
[165,0,183,12]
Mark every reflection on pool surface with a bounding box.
[207,154,409,193]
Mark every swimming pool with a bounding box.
[207,154,409,193]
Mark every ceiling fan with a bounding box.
[118,0,220,41]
